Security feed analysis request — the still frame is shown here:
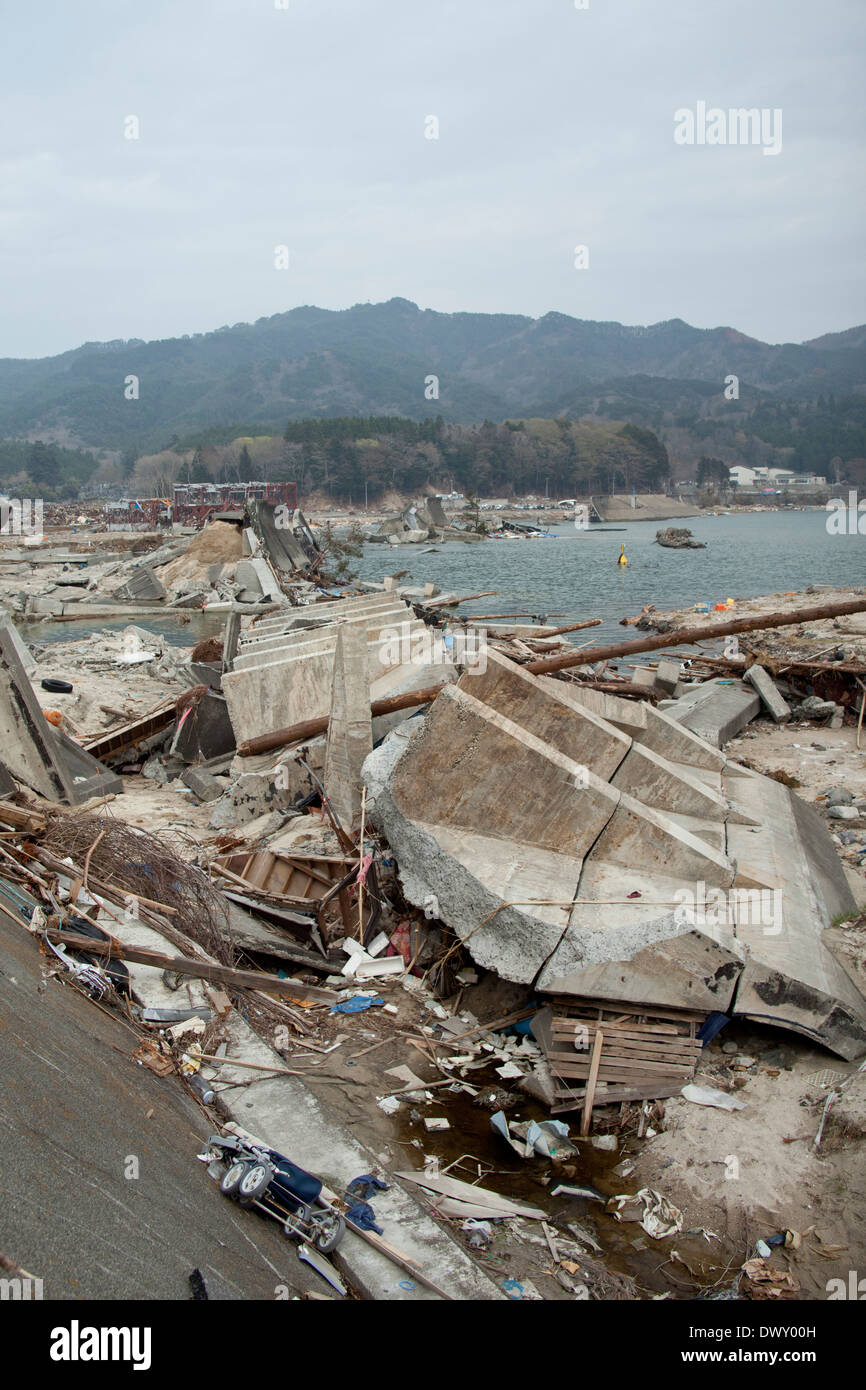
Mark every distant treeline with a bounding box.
[268,415,672,499]
[0,439,99,497]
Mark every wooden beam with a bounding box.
[580,1028,604,1137]
[42,928,334,1004]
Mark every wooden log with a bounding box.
[524,617,601,638]
[42,928,334,1004]
[238,682,447,757]
[524,597,866,676]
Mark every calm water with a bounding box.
[20,610,227,648]
[360,510,866,649]
[19,511,863,652]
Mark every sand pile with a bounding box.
[157,521,244,592]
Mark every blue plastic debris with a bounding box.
[330,996,384,1015]
[501,1279,524,1299]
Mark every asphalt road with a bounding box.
[0,907,323,1300]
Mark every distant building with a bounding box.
[728,466,826,489]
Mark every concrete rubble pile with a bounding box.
[1,506,325,620]
[222,590,457,745]
[367,495,485,546]
[364,648,866,1059]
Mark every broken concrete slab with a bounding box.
[223,593,452,743]
[323,625,372,831]
[744,663,792,723]
[365,651,866,1058]
[110,565,166,604]
[630,666,657,690]
[655,659,681,695]
[0,629,121,804]
[663,678,760,748]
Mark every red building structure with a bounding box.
[171,481,298,526]
[104,481,298,529]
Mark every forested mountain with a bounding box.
[0,299,863,457]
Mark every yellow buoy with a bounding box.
[617,543,628,567]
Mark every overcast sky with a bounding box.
[1,0,863,358]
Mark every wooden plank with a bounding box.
[43,928,335,1004]
[551,1055,696,1075]
[552,1082,685,1111]
[551,998,705,1024]
[552,1020,696,1040]
[550,1045,698,1066]
[551,1061,693,1082]
[553,1034,700,1050]
[580,1028,604,1136]
[553,1019,686,1037]
[550,1040,699,1063]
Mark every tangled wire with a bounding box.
[39,809,233,963]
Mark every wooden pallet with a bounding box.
[214,850,352,905]
[547,997,704,1116]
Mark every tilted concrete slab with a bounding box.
[365,652,866,1058]
[323,625,372,831]
[462,649,631,779]
[540,918,745,1013]
[744,663,792,723]
[390,684,621,857]
[663,678,760,748]
[724,770,864,1057]
[0,630,121,804]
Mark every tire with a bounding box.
[220,1160,249,1198]
[237,1160,274,1207]
[41,679,73,694]
[282,1203,312,1242]
[312,1211,345,1255]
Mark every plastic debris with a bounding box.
[608,1188,684,1239]
[681,1083,747,1111]
[330,995,384,1015]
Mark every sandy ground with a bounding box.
[25,627,193,740]
[646,583,866,663]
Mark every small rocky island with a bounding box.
[655,527,706,549]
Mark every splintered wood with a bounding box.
[547,998,703,1117]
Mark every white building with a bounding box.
[728,466,826,488]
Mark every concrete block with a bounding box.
[323,625,372,831]
[180,766,224,802]
[655,659,681,695]
[666,678,760,748]
[744,664,791,723]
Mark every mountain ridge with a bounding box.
[0,298,863,454]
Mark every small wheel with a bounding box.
[237,1160,274,1207]
[220,1160,249,1198]
[282,1203,312,1241]
[313,1211,345,1255]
